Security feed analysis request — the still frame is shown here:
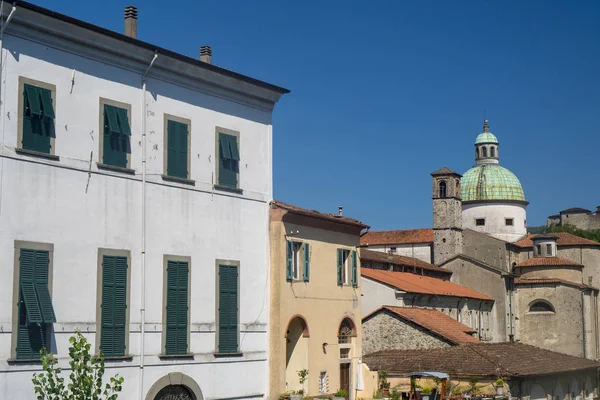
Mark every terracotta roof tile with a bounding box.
[513,233,600,248]
[360,228,433,246]
[271,200,369,229]
[368,306,480,345]
[360,249,451,275]
[516,257,583,267]
[514,278,594,289]
[361,268,493,301]
[363,342,600,378]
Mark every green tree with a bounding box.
[32,330,124,400]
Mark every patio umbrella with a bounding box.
[356,359,365,391]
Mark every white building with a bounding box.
[0,2,287,400]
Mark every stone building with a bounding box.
[269,201,368,399]
[547,207,600,230]
[360,229,434,263]
[0,2,288,400]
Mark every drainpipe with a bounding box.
[139,51,158,400]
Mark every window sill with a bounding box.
[159,353,195,360]
[213,184,243,194]
[213,352,243,358]
[7,358,42,365]
[97,163,135,175]
[16,148,59,161]
[101,355,134,361]
[161,175,195,186]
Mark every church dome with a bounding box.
[461,164,526,202]
[475,131,498,145]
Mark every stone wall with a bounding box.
[362,311,450,355]
[463,229,514,272]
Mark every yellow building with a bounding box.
[269,201,369,399]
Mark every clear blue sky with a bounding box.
[31,0,600,230]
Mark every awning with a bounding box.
[404,372,450,379]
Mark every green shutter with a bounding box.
[351,250,358,288]
[165,261,189,355]
[104,105,121,134]
[286,240,294,281]
[219,133,232,159]
[25,85,42,116]
[17,249,51,359]
[116,108,131,136]
[167,120,188,179]
[218,133,239,187]
[218,265,238,354]
[337,249,343,286]
[103,106,127,168]
[303,243,310,282]
[228,135,240,161]
[38,87,55,119]
[100,255,128,357]
[23,85,51,154]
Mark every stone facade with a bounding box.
[548,207,600,230]
[362,311,450,355]
[432,169,463,265]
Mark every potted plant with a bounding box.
[379,371,391,397]
[290,391,303,400]
[290,369,309,400]
[333,389,348,400]
[495,379,504,396]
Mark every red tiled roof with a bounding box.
[360,228,433,245]
[366,306,479,345]
[363,342,600,378]
[514,278,593,289]
[271,200,369,229]
[360,249,451,275]
[514,233,600,248]
[516,257,583,267]
[361,268,493,301]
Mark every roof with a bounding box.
[474,120,499,144]
[364,306,479,345]
[461,164,526,203]
[513,233,600,248]
[271,201,369,229]
[11,1,289,94]
[514,278,594,290]
[361,268,493,301]
[363,342,600,378]
[360,228,433,246]
[516,257,583,268]
[560,207,591,214]
[360,249,451,275]
[431,167,461,177]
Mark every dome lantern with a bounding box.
[474,120,499,165]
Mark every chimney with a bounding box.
[200,46,212,64]
[338,206,343,216]
[124,6,138,39]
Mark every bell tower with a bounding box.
[431,167,463,265]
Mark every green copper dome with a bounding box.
[461,164,526,202]
[474,120,498,144]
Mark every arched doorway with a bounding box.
[146,373,203,400]
[529,384,546,400]
[155,385,194,400]
[286,315,309,393]
[338,318,356,399]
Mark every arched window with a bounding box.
[338,318,355,344]
[482,147,488,157]
[475,148,479,158]
[490,146,496,157]
[529,300,555,313]
[439,181,447,198]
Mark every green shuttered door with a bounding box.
[303,243,310,282]
[100,255,128,357]
[337,249,344,286]
[351,250,358,287]
[218,133,239,187]
[17,249,54,359]
[218,265,238,354]
[165,260,189,355]
[103,105,129,168]
[22,84,54,154]
[167,120,189,179]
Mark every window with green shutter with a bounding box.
[16,248,56,360]
[303,243,310,282]
[102,104,131,168]
[218,133,240,188]
[22,83,55,154]
[351,250,358,288]
[165,260,189,355]
[218,264,239,354]
[100,255,128,357]
[166,120,189,179]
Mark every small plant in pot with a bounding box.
[291,370,309,400]
[379,371,391,397]
[333,389,348,400]
[495,379,504,395]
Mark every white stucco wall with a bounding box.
[362,244,432,263]
[462,202,527,243]
[0,21,281,400]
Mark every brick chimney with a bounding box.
[124,6,138,39]
[200,46,212,64]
